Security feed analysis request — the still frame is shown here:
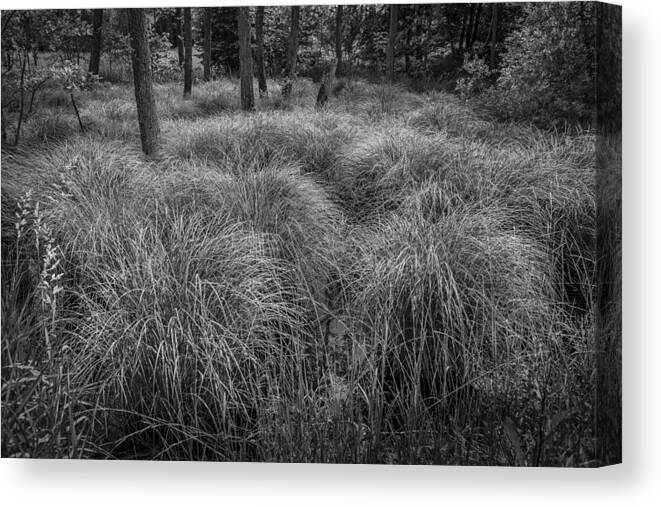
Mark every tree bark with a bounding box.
[489,4,499,69]
[126,8,159,156]
[238,7,255,111]
[335,5,343,78]
[183,7,192,98]
[282,6,300,98]
[88,9,103,75]
[203,8,212,81]
[255,6,268,97]
[386,4,398,83]
[175,8,184,67]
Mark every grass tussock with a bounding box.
[349,208,556,409]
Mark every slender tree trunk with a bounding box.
[282,6,300,99]
[89,9,103,75]
[386,4,398,83]
[489,4,499,69]
[75,10,81,66]
[255,6,268,98]
[175,8,184,67]
[458,7,468,51]
[13,54,27,146]
[335,5,343,78]
[469,3,482,49]
[203,8,212,81]
[126,8,159,156]
[238,7,255,111]
[465,4,476,50]
[183,7,192,98]
[70,93,84,132]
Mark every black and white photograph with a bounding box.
[1,1,621,467]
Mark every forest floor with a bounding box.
[1,76,598,465]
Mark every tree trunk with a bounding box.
[175,8,184,67]
[458,7,468,51]
[335,5,343,78]
[203,8,212,81]
[183,7,192,98]
[126,8,159,156]
[386,4,398,83]
[465,4,476,50]
[255,6,268,97]
[70,93,84,132]
[316,61,336,109]
[88,9,103,75]
[13,54,27,145]
[595,2,622,467]
[238,7,255,111]
[469,4,482,49]
[489,4,499,69]
[283,6,300,99]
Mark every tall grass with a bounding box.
[1,77,599,464]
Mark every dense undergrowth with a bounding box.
[1,77,597,465]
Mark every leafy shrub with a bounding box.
[486,3,596,126]
[149,32,181,83]
[455,54,494,101]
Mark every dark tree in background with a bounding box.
[490,3,500,69]
[88,9,103,75]
[183,7,192,98]
[282,6,300,99]
[237,7,254,111]
[203,7,212,81]
[175,7,184,67]
[203,7,239,75]
[255,6,268,98]
[386,4,398,82]
[335,5,343,78]
[469,3,482,50]
[126,8,159,155]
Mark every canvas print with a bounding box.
[1,2,621,466]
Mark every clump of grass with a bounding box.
[338,81,424,121]
[22,110,78,144]
[158,157,346,311]
[333,127,457,218]
[407,92,492,138]
[349,208,556,420]
[191,80,240,114]
[63,209,302,459]
[159,116,271,166]
[6,145,312,459]
[160,110,355,179]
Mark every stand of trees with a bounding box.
[2,4,603,148]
